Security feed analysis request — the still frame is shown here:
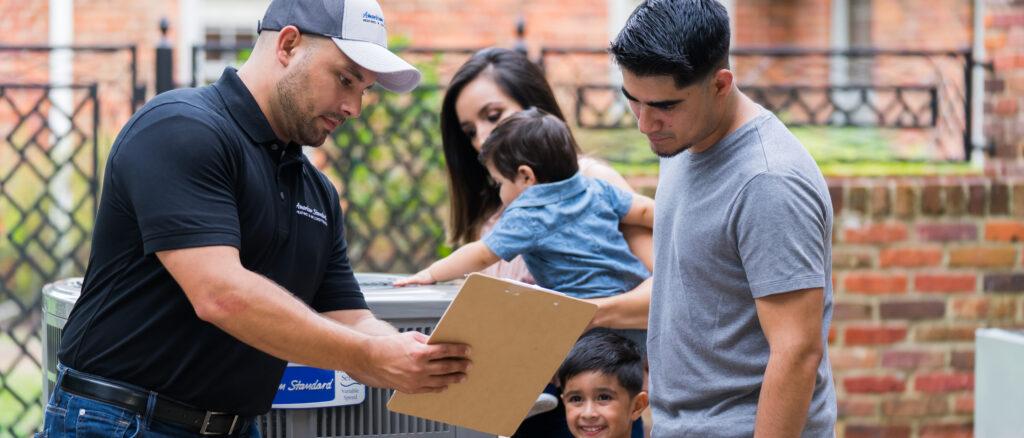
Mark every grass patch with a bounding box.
[575,125,979,179]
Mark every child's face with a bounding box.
[561,371,648,438]
[486,163,533,205]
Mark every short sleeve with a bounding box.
[481,208,542,261]
[313,184,369,313]
[593,178,635,219]
[731,172,829,298]
[111,105,240,255]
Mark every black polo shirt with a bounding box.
[59,68,367,415]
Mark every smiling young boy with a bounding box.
[557,331,649,438]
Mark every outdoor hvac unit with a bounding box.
[974,328,1024,438]
[42,275,495,438]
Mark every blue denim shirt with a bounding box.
[482,172,650,299]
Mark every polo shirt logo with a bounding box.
[295,202,328,226]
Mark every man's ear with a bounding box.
[711,68,734,97]
[517,165,536,185]
[629,391,649,421]
[275,25,303,67]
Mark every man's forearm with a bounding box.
[587,277,651,329]
[327,311,399,336]
[185,267,374,373]
[754,348,821,437]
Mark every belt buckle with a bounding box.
[199,411,239,436]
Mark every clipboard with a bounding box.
[387,273,598,436]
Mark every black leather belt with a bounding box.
[60,371,249,436]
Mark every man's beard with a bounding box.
[275,67,343,147]
[652,140,691,158]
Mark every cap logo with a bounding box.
[361,11,385,27]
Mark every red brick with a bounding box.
[948,246,1016,268]
[849,187,869,214]
[833,249,875,269]
[879,300,945,320]
[1014,183,1024,217]
[994,98,1019,115]
[834,302,872,320]
[968,185,986,215]
[845,273,908,295]
[914,274,976,293]
[991,12,1024,27]
[992,183,1011,215]
[983,273,1024,292]
[894,185,916,219]
[844,223,908,244]
[881,350,945,369]
[845,424,911,438]
[954,394,973,414]
[881,396,949,417]
[915,372,974,393]
[952,296,1018,319]
[985,33,1008,51]
[879,247,942,268]
[950,350,974,370]
[914,324,979,342]
[838,397,877,417]
[922,185,944,215]
[829,185,844,215]
[845,375,906,393]
[944,185,967,215]
[870,186,891,216]
[846,326,908,345]
[919,422,973,438]
[830,347,877,371]
[985,219,1024,242]
[916,224,977,242]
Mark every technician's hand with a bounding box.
[349,330,471,394]
[393,269,436,287]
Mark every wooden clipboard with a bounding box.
[387,273,598,436]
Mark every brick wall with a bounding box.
[74,0,178,133]
[0,0,50,83]
[0,0,176,140]
[627,174,1024,438]
[985,1,1024,162]
[381,0,607,53]
[825,175,1023,437]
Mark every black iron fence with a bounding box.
[541,46,985,161]
[0,83,99,437]
[0,44,144,116]
[320,86,450,273]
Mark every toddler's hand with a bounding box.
[394,269,436,287]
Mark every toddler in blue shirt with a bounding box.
[396,108,653,300]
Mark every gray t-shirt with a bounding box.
[649,108,837,437]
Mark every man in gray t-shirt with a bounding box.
[610,1,837,436]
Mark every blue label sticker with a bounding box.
[272,366,335,405]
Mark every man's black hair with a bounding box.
[610,0,731,88]
[557,331,644,397]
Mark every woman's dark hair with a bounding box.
[440,47,575,245]
[610,0,731,88]
[479,108,579,184]
[557,331,645,397]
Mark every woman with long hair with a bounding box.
[439,47,652,437]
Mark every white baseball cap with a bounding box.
[258,0,422,93]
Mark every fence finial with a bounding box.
[513,15,527,56]
[156,17,174,94]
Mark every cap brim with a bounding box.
[332,39,422,93]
